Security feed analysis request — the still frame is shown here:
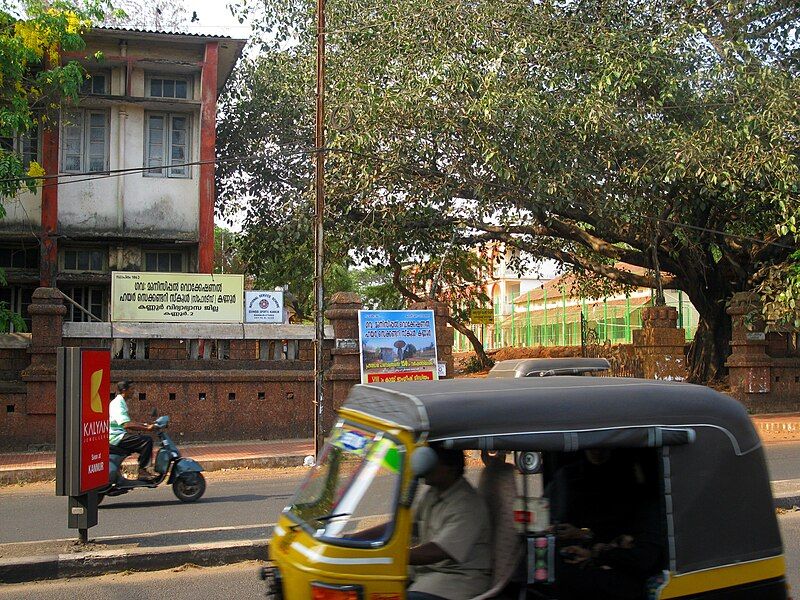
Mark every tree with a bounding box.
[224,0,799,382]
[0,0,113,331]
[213,226,246,274]
[103,0,187,31]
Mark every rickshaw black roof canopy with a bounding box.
[344,377,759,454]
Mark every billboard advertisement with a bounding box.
[244,291,285,323]
[111,271,244,323]
[79,349,110,493]
[358,310,439,384]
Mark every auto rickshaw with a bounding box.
[264,377,788,599]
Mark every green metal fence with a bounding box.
[456,290,698,352]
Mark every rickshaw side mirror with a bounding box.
[411,446,438,477]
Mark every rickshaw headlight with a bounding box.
[311,582,363,600]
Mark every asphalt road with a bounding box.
[2,442,800,545]
[765,442,800,482]
[2,512,800,600]
[0,469,302,545]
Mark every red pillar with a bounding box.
[198,42,218,274]
[40,126,59,287]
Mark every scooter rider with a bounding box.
[109,380,158,482]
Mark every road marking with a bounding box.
[0,523,276,547]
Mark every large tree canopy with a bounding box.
[220,0,799,382]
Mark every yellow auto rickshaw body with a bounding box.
[266,377,789,600]
[268,408,419,599]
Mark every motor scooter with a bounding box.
[98,413,206,503]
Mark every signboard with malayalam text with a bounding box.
[79,350,111,493]
[244,291,285,323]
[358,310,439,384]
[111,272,244,323]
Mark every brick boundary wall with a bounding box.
[0,289,457,451]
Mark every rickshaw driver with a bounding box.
[407,446,492,600]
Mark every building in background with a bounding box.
[456,262,699,352]
[0,27,246,329]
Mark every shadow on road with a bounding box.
[100,493,279,509]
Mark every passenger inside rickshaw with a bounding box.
[516,447,667,600]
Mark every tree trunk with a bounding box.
[447,316,494,370]
[686,297,732,383]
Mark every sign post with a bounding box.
[56,347,111,543]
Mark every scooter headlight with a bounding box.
[310,582,363,600]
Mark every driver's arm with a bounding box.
[409,542,450,565]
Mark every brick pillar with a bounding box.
[325,292,362,423]
[20,288,65,417]
[409,299,454,379]
[632,305,686,380]
[726,292,772,400]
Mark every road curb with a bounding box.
[0,539,269,584]
[0,455,307,487]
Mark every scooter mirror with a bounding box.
[410,446,439,477]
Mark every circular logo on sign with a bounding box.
[259,299,269,309]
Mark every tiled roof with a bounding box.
[513,263,655,305]
[93,26,235,40]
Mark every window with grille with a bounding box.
[61,110,109,173]
[145,113,190,178]
[148,77,189,99]
[145,251,185,273]
[63,286,106,322]
[62,249,105,272]
[0,246,39,269]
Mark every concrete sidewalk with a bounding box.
[0,438,314,486]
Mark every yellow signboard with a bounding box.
[470,307,495,325]
[111,272,244,323]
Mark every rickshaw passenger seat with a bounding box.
[472,456,524,600]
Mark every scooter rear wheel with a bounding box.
[172,472,206,502]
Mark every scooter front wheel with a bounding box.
[172,472,206,502]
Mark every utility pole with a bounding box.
[313,0,326,458]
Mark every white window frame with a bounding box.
[60,109,110,173]
[147,75,191,100]
[144,250,186,273]
[144,112,191,179]
[60,248,107,273]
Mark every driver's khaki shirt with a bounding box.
[409,477,492,599]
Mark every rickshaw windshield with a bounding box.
[286,424,403,545]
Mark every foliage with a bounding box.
[213,225,246,274]
[350,266,404,310]
[224,0,800,382]
[462,353,494,374]
[0,0,111,198]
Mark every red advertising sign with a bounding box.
[367,370,435,383]
[79,349,111,493]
